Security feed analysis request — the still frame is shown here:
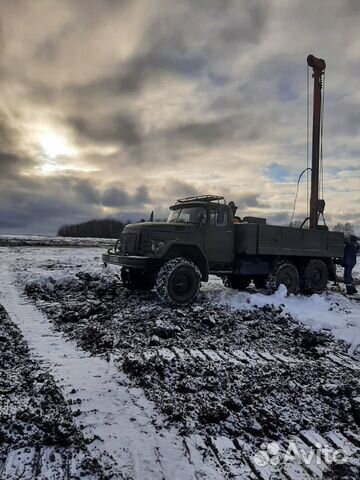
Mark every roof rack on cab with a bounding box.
[176,195,225,204]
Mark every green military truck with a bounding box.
[102,195,344,305]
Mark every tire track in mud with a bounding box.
[0,303,103,479]
[0,260,201,479]
[0,446,102,480]
[125,347,360,479]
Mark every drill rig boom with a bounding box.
[307,54,326,229]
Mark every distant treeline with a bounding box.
[57,219,128,238]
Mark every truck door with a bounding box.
[205,206,234,266]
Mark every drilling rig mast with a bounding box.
[307,54,326,229]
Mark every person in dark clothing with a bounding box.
[343,235,359,294]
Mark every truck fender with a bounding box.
[162,242,209,281]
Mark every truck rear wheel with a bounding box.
[121,268,156,291]
[267,261,299,294]
[301,259,328,294]
[156,257,201,305]
[222,275,251,290]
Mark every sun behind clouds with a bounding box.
[38,131,74,159]
[33,128,90,174]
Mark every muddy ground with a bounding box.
[24,269,360,454]
[0,304,103,478]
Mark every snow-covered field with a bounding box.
[0,234,114,248]
[1,244,360,479]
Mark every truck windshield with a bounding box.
[167,207,206,224]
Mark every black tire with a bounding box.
[156,257,201,305]
[301,259,328,294]
[267,261,299,294]
[253,276,267,289]
[222,275,251,290]
[121,268,156,291]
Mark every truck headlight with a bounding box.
[151,240,165,254]
[115,238,122,253]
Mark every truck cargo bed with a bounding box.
[235,223,344,258]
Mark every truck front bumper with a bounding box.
[102,253,160,270]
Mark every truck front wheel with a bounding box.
[156,257,201,305]
[121,268,156,291]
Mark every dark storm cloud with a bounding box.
[266,212,290,225]
[68,114,142,146]
[342,0,360,15]
[326,101,360,136]
[102,187,130,207]
[0,16,4,52]
[0,152,24,176]
[237,193,267,209]
[0,180,99,232]
[66,50,206,101]
[68,0,132,18]
[66,68,143,98]
[59,0,268,105]
[0,171,151,233]
[219,1,269,45]
[170,0,269,50]
[0,203,91,233]
[33,0,132,64]
[0,112,37,176]
[34,22,74,64]
[165,180,200,199]
[133,185,151,204]
[168,114,266,146]
[0,114,19,152]
[2,175,99,205]
[101,185,150,208]
[170,120,228,146]
[74,179,101,204]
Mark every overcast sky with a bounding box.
[0,0,359,234]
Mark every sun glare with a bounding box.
[32,128,80,174]
[31,127,97,175]
[38,131,74,159]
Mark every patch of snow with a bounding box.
[217,284,360,355]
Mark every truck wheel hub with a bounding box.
[173,272,191,293]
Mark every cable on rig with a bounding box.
[289,64,312,228]
[319,70,327,227]
[289,167,312,226]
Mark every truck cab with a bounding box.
[102,195,236,304]
[167,198,234,267]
